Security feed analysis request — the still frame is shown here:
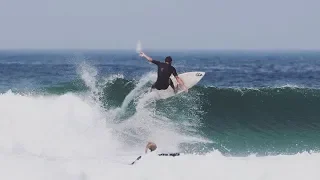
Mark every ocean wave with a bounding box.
[7,71,320,156]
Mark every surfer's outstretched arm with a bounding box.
[140,52,152,62]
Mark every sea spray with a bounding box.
[136,40,142,53]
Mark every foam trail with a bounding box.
[120,72,156,111]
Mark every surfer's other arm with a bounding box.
[173,68,188,92]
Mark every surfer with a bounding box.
[145,141,157,153]
[139,52,188,93]
[130,142,180,165]
[130,142,156,165]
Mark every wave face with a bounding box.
[1,50,320,180]
[43,77,320,155]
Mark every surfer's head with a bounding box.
[165,56,172,64]
[146,142,157,152]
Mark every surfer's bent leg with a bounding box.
[150,82,162,92]
[150,83,155,92]
[151,82,167,91]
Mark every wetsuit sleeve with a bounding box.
[172,67,178,76]
[151,60,160,65]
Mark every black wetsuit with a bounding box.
[151,60,178,90]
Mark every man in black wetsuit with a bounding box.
[139,51,188,93]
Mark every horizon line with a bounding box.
[0,48,320,52]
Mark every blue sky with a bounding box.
[0,0,319,49]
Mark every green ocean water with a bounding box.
[1,50,320,156]
[41,78,320,156]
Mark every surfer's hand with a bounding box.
[178,84,189,92]
[139,52,145,57]
[181,85,188,92]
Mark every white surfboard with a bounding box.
[152,71,205,99]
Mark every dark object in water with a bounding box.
[130,153,180,165]
[158,153,180,157]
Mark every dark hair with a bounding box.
[165,56,172,63]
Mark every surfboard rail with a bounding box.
[152,71,205,99]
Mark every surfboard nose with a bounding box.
[195,72,205,77]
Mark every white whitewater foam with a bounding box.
[120,72,156,111]
[0,91,119,158]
